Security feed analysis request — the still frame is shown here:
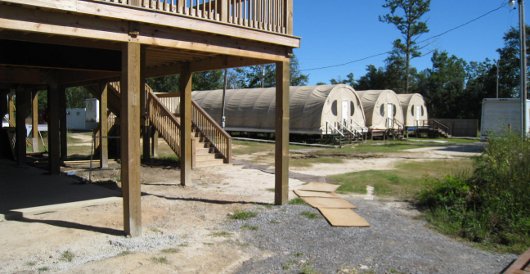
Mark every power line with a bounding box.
[301,2,509,72]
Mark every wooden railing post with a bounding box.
[285,0,293,34]
[275,59,290,205]
[220,0,228,22]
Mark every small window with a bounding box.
[331,100,338,116]
[350,102,355,116]
[411,105,415,116]
[379,104,385,116]
[421,106,425,116]
[392,104,397,117]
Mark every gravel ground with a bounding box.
[226,197,516,274]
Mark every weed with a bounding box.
[59,250,75,262]
[178,242,189,247]
[288,197,306,205]
[210,231,232,237]
[301,211,319,219]
[37,266,49,272]
[161,248,179,254]
[150,256,169,264]
[417,132,530,253]
[229,210,257,220]
[241,224,258,231]
[118,250,133,256]
[26,261,36,266]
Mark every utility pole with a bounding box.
[518,0,527,137]
[221,68,228,128]
[496,60,500,98]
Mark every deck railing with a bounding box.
[155,93,232,163]
[95,0,292,35]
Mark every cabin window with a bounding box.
[379,104,385,116]
[332,100,338,116]
[421,106,425,116]
[411,105,415,116]
[350,102,355,116]
[392,104,397,117]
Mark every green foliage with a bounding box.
[59,250,75,262]
[229,210,257,220]
[65,86,94,108]
[288,197,306,205]
[417,133,530,252]
[241,224,259,231]
[300,211,320,219]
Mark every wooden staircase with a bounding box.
[104,82,231,168]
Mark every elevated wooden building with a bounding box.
[0,0,300,236]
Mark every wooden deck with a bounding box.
[0,0,297,237]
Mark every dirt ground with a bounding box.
[0,135,510,273]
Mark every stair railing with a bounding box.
[191,101,232,163]
[429,119,451,136]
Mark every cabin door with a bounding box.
[415,105,421,126]
[387,103,394,128]
[342,100,350,126]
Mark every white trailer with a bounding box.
[66,98,99,131]
[480,98,530,140]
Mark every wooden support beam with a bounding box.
[47,84,61,174]
[31,91,39,152]
[15,87,30,165]
[0,40,121,72]
[140,46,150,161]
[8,92,15,127]
[151,127,158,158]
[59,89,67,161]
[99,83,109,169]
[179,63,193,187]
[274,60,290,205]
[0,89,8,127]
[121,42,142,237]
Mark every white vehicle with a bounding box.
[480,98,530,140]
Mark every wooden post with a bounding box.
[99,83,109,169]
[47,84,61,174]
[8,92,15,127]
[285,0,293,34]
[0,89,7,127]
[15,87,29,165]
[121,42,142,237]
[59,88,67,161]
[220,0,228,22]
[275,60,290,205]
[151,127,158,158]
[179,63,192,186]
[31,90,39,152]
[140,46,150,161]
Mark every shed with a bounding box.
[397,93,428,127]
[192,84,367,135]
[357,90,404,130]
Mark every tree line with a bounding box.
[325,0,530,120]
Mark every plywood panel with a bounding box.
[301,197,356,209]
[318,208,370,227]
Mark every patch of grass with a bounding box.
[161,248,179,254]
[210,231,232,237]
[59,250,75,262]
[233,140,310,155]
[229,210,257,220]
[178,242,189,247]
[329,159,473,199]
[288,197,306,205]
[118,250,133,256]
[38,266,49,272]
[300,211,319,219]
[300,263,319,274]
[241,224,258,231]
[150,256,169,264]
[26,261,36,267]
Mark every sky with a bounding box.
[293,0,528,85]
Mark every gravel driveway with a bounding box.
[226,197,516,274]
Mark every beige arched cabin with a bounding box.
[192,84,367,135]
[357,90,405,130]
[397,93,428,127]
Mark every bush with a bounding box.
[417,132,530,252]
